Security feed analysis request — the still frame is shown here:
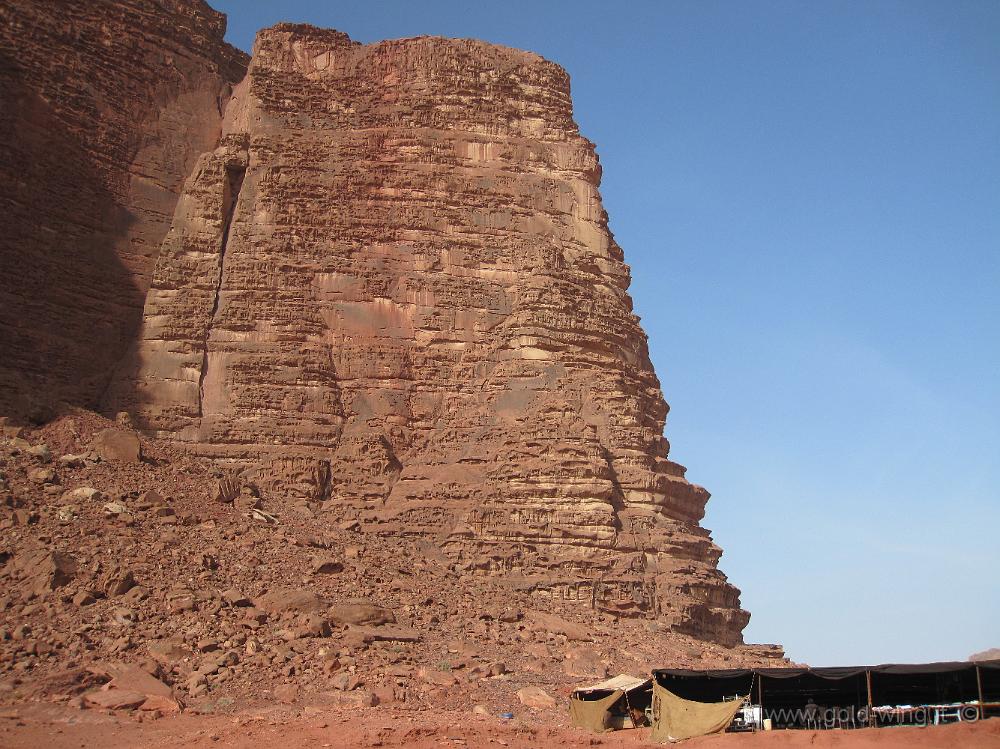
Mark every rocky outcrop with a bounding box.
[111,24,748,645]
[0,0,248,417]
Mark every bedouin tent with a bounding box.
[653,660,1000,730]
[649,680,746,743]
[569,674,652,732]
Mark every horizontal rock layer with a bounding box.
[0,0,247,416]
[111,24,749,645]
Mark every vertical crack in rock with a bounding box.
[198,163,246,418]
[118,23,752,646]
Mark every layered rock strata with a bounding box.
[111,24,748,645]
[0,0,248,416]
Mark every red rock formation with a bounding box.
[0,0,247,417]
[111,24,748,645]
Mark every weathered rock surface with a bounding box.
[110,24,748,644]
[0,0,248,417]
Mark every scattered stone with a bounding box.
[222,588,251,607]
[26,444,51,462]
[563,646,609,678]
[112,607,137,626]
[27,467,57,485]
[250,508,277,524]
[234,494,261,511]
[352,625,422,643]
[56,505,78,523]
[62,487,102,502]
[333,689,378,708]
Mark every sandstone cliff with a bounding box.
[0,0,248,417]
[110,24,748,645]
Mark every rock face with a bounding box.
[110,24,749,645]
[0,0,248,417]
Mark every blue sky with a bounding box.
[212,0,1000,665]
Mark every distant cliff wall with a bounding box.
[0,0,248,416]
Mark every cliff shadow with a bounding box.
[0,51,145,422]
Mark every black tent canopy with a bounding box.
[652,660,1000,728]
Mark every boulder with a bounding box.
[80,663,183,712]
[26,443,51,462]
[14,549,77,595]
[91,429,141,463]
[147,639,188,665]
[222,588,251,607]
[311,556,343,574]
[213,476,241,504]
[103,568,137,597]
[83,689,147,711]
[327,600,395,627]
[516,686,557,709]
[274,683,299,704]
[332,689,378,708]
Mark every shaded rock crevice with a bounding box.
[0,0,248,417]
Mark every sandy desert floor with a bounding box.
[0,702,998,749]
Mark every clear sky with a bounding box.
[211,0,1000,666]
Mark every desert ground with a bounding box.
[1,701,998,748]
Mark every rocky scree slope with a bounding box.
[0,412,786,714]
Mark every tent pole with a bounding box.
[622,689,634,727]
[976,666,985,720]
[865,670,874,727]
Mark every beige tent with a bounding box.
[649,681,746,743]
[569,674,652,733]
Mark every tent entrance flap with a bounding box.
[650,683,744,743]
[569,689,625,733]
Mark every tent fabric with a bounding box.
[649,683,744,743]
[653,659,1000,681]
[574,674,651,694]
[569,689,624,733]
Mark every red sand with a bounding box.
[0,702,997,748]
